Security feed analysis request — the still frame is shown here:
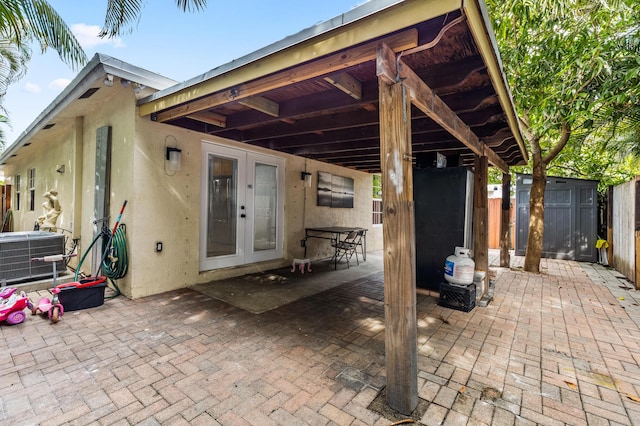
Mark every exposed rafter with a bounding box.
[323,72,362,100]
[377,42,509,173]
[238,96,280,117]
[149,30,418,123]
[134,5,527,174]
[186,111,227,128]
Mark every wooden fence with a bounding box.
[610,177,639,287]
[1,184,10,232]
[488,197,515,249]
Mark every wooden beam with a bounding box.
[378,56,418,414]
[140,0,463,117]
[213,80,492,135]
[238,96,280,117]
[500,172,511,267]
[323,72,362,100]
[376,42,510,173]
[186,111,227,128]
[151,30,418,123]
[473,155,489,297]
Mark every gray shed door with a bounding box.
[515,175,598,262]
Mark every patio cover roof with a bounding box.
[138,0,528,173]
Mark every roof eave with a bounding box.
[463,0,529,165]
[138,0,464,117]
[0,53,177,165]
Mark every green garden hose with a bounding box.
[102,225,128,280]
[73,224,128,298]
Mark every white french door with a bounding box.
[200,142,285,270]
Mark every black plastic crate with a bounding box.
[58,281,106,312]
[439,282,476,312]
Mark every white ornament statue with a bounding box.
[38,189,62,232]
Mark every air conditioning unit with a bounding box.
[0,231,65,284]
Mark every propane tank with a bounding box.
[444,247,475,286]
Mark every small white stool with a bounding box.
[291,258,312,274]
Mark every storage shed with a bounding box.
[515,174,598,262]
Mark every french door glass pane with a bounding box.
[207,155,237,257]
[253,163,277,251]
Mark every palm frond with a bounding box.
[0,39,31,101]
[19,0,86,69]
[99,0,145,38]
[175,0,207,12]
[100,0,207,37]
[0,0,27,43]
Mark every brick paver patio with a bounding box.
[2,252,640,425]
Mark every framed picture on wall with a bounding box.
[331,175,354,208]
[317,171,354,208]
[317,172,332,207]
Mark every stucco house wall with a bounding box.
[2,76,382,299]
[3,85,139,272]
[3,132,74,232]
[127,116,382,298]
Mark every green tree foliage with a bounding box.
[486,0,640,271]
[0,0,208,149]
[0,0,86,121]
[0,0,86,150]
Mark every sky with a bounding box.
[1,0,366,146]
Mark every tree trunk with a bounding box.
[521,122,570,273]
[524,158,546,272]
[500,172,511,267]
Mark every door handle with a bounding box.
[240,214,246,218]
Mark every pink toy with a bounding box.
[31,287,64,323]
[291,258,312,274]
[30,254,74,323]
[0,288,30,325]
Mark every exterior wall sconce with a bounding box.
[166,147,182,172]
[301,171,312,188]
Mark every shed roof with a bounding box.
[138,0,528,172]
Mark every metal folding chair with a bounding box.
[331,230,364,269]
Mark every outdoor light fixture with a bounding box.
[166,146,182,172]
[301,171,312,188]
[133,83,146,94]
[103,74,114,87]
[164,135,182,174]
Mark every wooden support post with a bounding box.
[378,72,418,414]
[473,155,489,295]
[500,172,511,267]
